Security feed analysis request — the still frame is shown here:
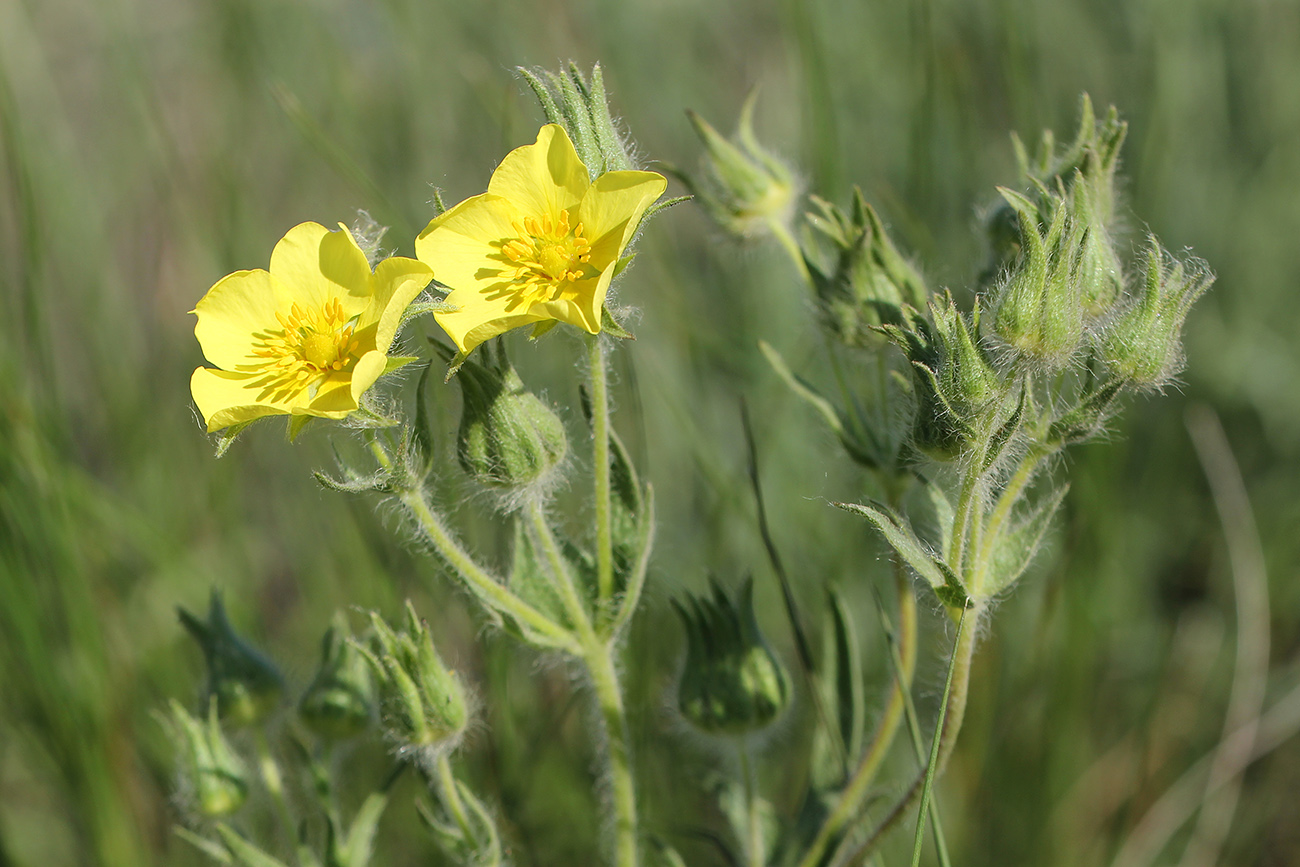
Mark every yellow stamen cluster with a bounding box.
[249,297,359,398]
[500,209,592,305]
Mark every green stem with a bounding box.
[739,746,764,867]
[947,459,983,580]
[796,567,918,867]
[971,448,1046,595]
[840,604,982,867]
[910,606,967,867]
[767,215,812,285]
[526,499,595,636]
[397,488,578,653]
[587,332,615,604]
[254,731,301,867]
[584,636,639,867]
[436,753,475,843]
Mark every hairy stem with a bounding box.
[397,488,577,652]
[796,567,919,867]
[254,731,302,867]
[526,498,595,636]
[587,333,615,604]
[584,636,639,867]
[841,603,981,867]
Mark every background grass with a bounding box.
[3,0,1300,864]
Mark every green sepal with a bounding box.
[979,385,1027,474]
[398,299,454,331]
[213,420,255,457]
[383,355,418,377]
[287,414,315,443]
[612,253,636,279]
[1048,379,1122,446]
[412,362,436,479]
[601,306,635,340]
[529,320,558,340]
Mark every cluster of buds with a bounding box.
[158,698,249,817]
[673,579,791,736]
[357,601,471,755]
[803,188,929,347]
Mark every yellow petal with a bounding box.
[434,296,550,354]
[345,350,388,405]
[193,269,294,371]
[269,222,373,316]
[191,367,299,431]
[415,193,520,295]
[487,124,589,219]
[365,256,434,352]
[575,170,666,329]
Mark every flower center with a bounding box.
[249,298,360,397]
[500,209,592,304]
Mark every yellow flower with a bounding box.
[190,221,432,432]
[416,124,667,354]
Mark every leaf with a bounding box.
[834,501,944,590]
[213,824,292,867]
[812,589,864,787]
[985,485,1069,596]
[508,519,570,629]
[332,792,389,867]
[173,826,234,864]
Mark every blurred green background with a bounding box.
[3,0,1300,864]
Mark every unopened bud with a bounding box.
[805,190,928,346]
[1102,241,1212,388]
[676,94,798,240]
[454,348,567,492]
[674,579,790,736]
[361,601,470,751]
[178,591,284,728]
[160,699,249,817]
[299,612,375,740]
[991,189,1086,367]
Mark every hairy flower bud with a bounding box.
[178,591,284,728]
[452,347,567,492]
[361,602,470,751]
[991,189,1087,367]
[1101,241,1212,389]
[298,612,375,740]
[160,699,249,817]
[674,94,798,240]
[674,579,791,736]
[804,189,929,346]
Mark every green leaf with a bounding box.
[834,501,944,590]
[332,792,389,867]
[507,519,571,629]
[173,826,234,864]
[213,824,292,867]
[812,589,864,787]
[985,486,1068,595]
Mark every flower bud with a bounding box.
[804,189,929,346]
[361,601,470,751]
[298,612,375,740]
[675,94,798,240]
[518,62,637,176]
[452,347,567,492]
[991,189,1086,368]
[1101,241,1212,389]
[178,591,284,728]
[673,579,791,736]
[880,300,1002,462]
[159,698,249,817]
